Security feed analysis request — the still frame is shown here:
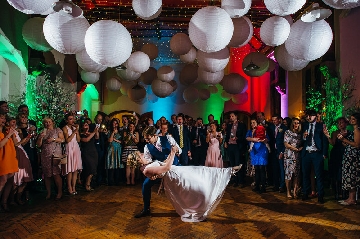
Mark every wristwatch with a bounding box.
[53,138,56,142]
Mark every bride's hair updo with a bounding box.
[142,126,157,137]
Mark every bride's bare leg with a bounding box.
[143,147,176,178]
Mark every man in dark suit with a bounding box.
[301,110,328,204]
[270,115,287,192]
[190,117,208,166]
[171,114,192,165]
[225,112,247,187]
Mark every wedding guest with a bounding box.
[191,118,207,166]
[220,122,230,167]
[106,118,123,186]
[122,122,139,185]
[205,122,223,168]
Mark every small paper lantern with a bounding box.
[76,49,107,73]
[120,80,137,96]
[222,73,248,94]
[183,87,199,103]
[106,77,122,91]
[140,67,157,85]
[7,0,57,14]
[242,52,270,77]
[260,16,290,47]
[275,44,309,71]
[199,88,211,100]
[208,85,218,94]
[170,33,193,55]
[285,20,333,61]
[264,0,306,16]
[198,69,224,85]
[141,43,158,60]
[189,6,234,53]
[116,68,141,81]
[228,16,253,48]
[322,0,360,9]
[221,0,252,18]
[232,92,248,105]
[180,47,197,63]
[169,80,178,92]
[179,64,198,85]
[151,79,173,98]
[80,71,100,84]
[220,90,232,101]
[128,84,147,102]
[126,51,150,73]
[43,12,90,54]
[197,48,230,73]
[132,0,162,20]
[300,4,332,23]
[22,17,52,52]
[157,66,175,82]
[85,20,132,67]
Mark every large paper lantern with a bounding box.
[116,68,141,81]
[322,0,360,9]
[106,77,122,91]
[221,90,232,101]
[221,0,252,18]
[132,0,162,20]
[43,12,89,54]
[183,87,199,103]
[222,73,248,94]
[76,49,107,73]
[140,67,157,85]
[228,16,253,48]
[128,84,147,102]
[179,64,198,85]
[180,47,197,63]
[208,85,218,94]
[242,52,270,77]
[80,71,100,84]
[151,79,173,98]
[232,92,248,105]
[197,48,230,73]
[198,69,224,85]
[157,66,175,82]
[274,44,309,71]
[189,6,234,53]
[285,20,333,61]
[264,0,306,16]
[120,80,137,96]
[199,89,211,101]
[260,16,290,47]
[22,17,52,52]
[170,33,193,55]
[141,43,158,60]
[126,51,150,73]
[85,20,132,67]
[7,0,57,14]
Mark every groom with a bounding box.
[134,126,181,218]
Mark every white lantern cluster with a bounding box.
[228,16,253,48]
[106,77,122,91]
[7,0,56,14]
[197,48,230,73]
[198,69,224,85]
[126,51,150,74]
[183,86,199,103]
[222,73,248,94]
[179,64,198,85]
[80,71,100,84]
[22,17,52,52]
[221,0,252,18]
[322,0,360,9]
[189,6,234,53]
[132,0,162,20]
[275,44,309,71]
[260,16,290,47]
[151,79,173,98]
[76,49,107,73]
[170,33,193,55]
[116,68,141,81]
[264,0,306,16]
[157,66,175,82]
[141,43,158,60]
[180,47,197,63]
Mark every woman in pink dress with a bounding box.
[205,123,223,168]
[62,113,82,195]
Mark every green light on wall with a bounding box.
[79,84,99,120]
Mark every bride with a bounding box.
[135,147,241,222]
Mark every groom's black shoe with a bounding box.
[134,209,151,218]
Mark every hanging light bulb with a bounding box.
[243,60,260,71]
[53,0,83,17]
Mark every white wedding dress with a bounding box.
[146,162,234,222]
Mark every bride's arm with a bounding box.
[143,147,176,178]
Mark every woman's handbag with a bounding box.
[52,143,67,166]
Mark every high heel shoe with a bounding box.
[85,185,94,192]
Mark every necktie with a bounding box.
[275,126,279,138]
[179,125,184,148]
[307,124,313,146]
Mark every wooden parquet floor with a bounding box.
[1,182,359,239]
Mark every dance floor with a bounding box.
[1,181,359,239]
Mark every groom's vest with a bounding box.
[147,136,179,165]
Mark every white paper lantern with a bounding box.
[141,43,158,60]
[242,52,270,77]
[197,48,230,73]
[151,79,173,98]
[275,44,309,71]
[170,33,193,55]
[126,51,150,74]
[189,6,234,53]
[283,15,294,26]
[80,71,100,84]
[228,16,253,48]
[264,0,306,16]
[198,69,224,85]
[180,47,197,63]
[285,20,333,61]
[132,0,162,20]
[22,17,52,52]
[106,77,122,91]
[169,80,178,92]
[260,16,290,47]
[120,80,137,95]
[7,0,57,14]
[199,89,211,100]
[128,84,147,102]
[220,90,232,101]
[222,73,248,94]
[183,87,199,103]
[140,67,157,85]
[208,85,218,94]
[85,20,132,67]
[157,66,175,82]
[232,92,248,105]
[221,0,252,18]
[179,64,198,85]
[116,68,141,81]
[43,12,89,54]
[76,49,107,73]
[322,0,360,9]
